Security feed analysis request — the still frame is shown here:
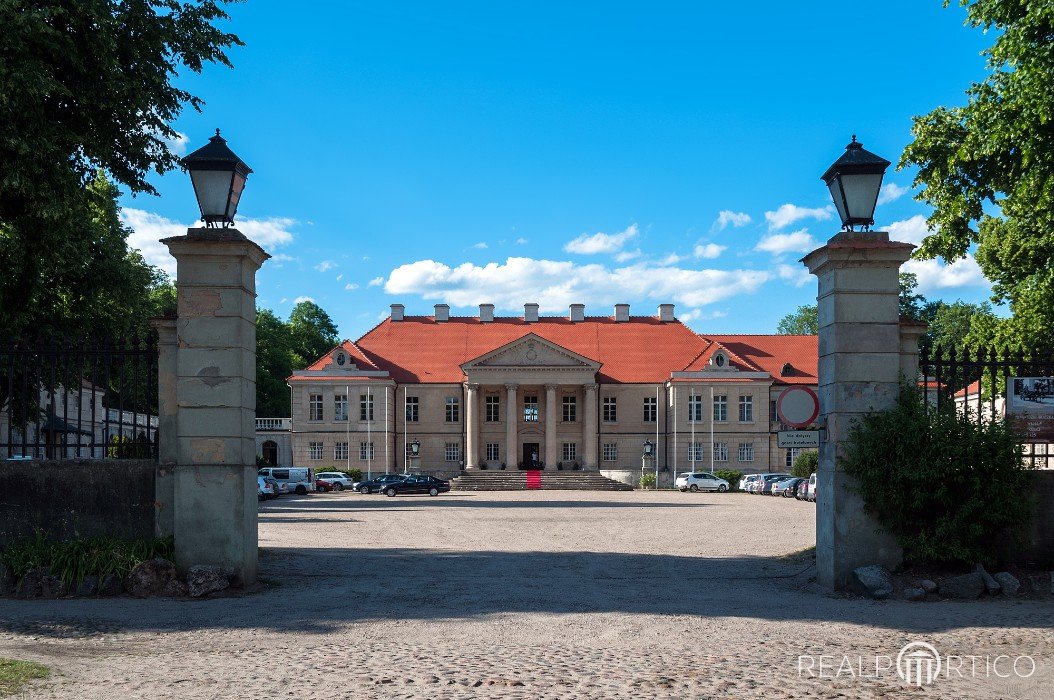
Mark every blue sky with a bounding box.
[121,0,996,339]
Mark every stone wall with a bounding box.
[0,459,157,547]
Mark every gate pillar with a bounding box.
[161,228,269,585]
[803,230,914,591]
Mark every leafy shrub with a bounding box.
[714,469,743,491]
[791,451,818,477]
[0,531,174,587]
[639,473,657,489]
[841,384,1033,566]
[106,433,151,459]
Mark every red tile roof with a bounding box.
[706,335,819,386]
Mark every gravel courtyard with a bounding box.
[1,489,1051,699]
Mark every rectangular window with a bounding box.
[770,399,778,423]
[359,393,374,422]
[687,442,705,463]
[562,442,577,461]
[334,394,348,422]
[359,442,375,460]
[523,395,539,422]
[334,442,349,460]
[738,395,753,422]
[309,394,323,421]
[602,396,617,422]
[785,448,802,468]
[309,441,323,460]
[738,443,755,462]
[713,394,728,422]
[688,394,703,422]
[644,396,657,422]
[405,396,419,422]
[445,397,459,422]
[485,395,500,422]
[714,442,729,462]
[445,442,460,461]
[602,443,618,461]
[562,395,577,422]
[486,442,500,461]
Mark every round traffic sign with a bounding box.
[776,386,820,428]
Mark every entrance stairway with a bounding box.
[450,470,634,492]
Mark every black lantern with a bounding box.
[820,136,890,231]
[409,440,420,457]
[181,129,252,227]
[643,440,654,457]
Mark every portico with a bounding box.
[461,334,601,470]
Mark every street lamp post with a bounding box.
[408,439,420,473]
[642,439,655,488]
[181,129,253,228]
[821,136,890,231]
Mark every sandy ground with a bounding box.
[1,489,1051,699]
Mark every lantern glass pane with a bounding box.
[190,170,235,219]
[827,177,848,225]
[840,173,883,222]
[227,171,247,220]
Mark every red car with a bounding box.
[315,478,333,493]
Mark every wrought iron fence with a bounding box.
[0,335,158,460]
[920,344,1054,469]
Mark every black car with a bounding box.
[383,474,450,497]
[353,473,407,494]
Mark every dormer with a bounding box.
[710,349,729,368]
[331,347,356,370]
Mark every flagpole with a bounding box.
[690,386,695,471]
[367,386,372,481]
[385,385,390,474]
[345,384,351,475]
[710,386,715,474]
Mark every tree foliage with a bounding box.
[900,0,1054,350]
[790,451,818,478]
[776,305,818,335]
[256,302,341,417]
[288,301,340,366]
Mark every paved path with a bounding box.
[1,490,1051,698]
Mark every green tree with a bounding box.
[256,309,297,417]
[288,301,340,366]
[791,451,818,478]
[900,0,1054,351]
[924,300,997,350]
[898,273,926,321]
[776,305,818,335]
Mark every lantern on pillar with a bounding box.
[643,440,654,458]
[409,440,420,457]
[181,129,253,227]
[821,136,890,231]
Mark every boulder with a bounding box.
[920,579,938,594]
[941,572,985,599]
[39,573,68,598]
[99,573,123,596]
[850,565,895,600]
[974,564,1001,595]
[15,568,43,599]
[74,576,99,597]
[0,562,15,596]
[904,587,927,601]
[125,558,178,598]
[186,565,230,598]
[993,572,1020,597]
[162,579,189,597]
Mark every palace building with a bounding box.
[280,302,818,486]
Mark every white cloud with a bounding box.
[679,308,728,324]
[764,203,833,231]
[279,297,288,305]
[516,237,528,245]
[614,249,643,263]
[776,263,813,287]
[713,210,751,230]
[564,223,639,255]
[693,243,726,260]
[120,209,298,276]
[902,257,987,291]
[161,130,190,156]
[294,296,315,304]
[383,256,770,311]
[336,274,343,281]
[755,229,819,255]
[368,276,385,287]
[315,260,337,273]
[270,253,298,267]
[658,253,684,265]
[344,283,360,291]
[885,215,931,246]
[471,242,488,250]
[877,182,910,205]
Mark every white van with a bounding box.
[258,467,315,495]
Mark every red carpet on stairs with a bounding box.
[525,470,542,489]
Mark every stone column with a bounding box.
[465,383,479,469]
[505,383,518,467]
[150,317,177,539]
[583,383,598,469]
[803,230,914,592]
[544,384,558,469]
[899,319,927,383]
[161,228,269,585]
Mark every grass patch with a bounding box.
[0,531,173,589]
[0,658,49,697]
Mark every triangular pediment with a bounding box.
[462,333,600,371]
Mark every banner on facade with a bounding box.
[1006,377,1054,443]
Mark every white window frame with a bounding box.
[486,442,500,461]
[334,442,349,460]
[309,441,324,460]
[644,396,657,423]
[562,442,577,461]
[359,393,374,422]
[738,443,755,462]
[309,394,323,421]
[359,441,375,460]
[688,394,703,423]
[602,397,617,422]
[562,395,577,422]
[738,395,753,422]
[713,442,728,462]
[445,442,461,462]
[485,395,500,422]
[602,443,618,461]
[523,395,539,422]
[687,442,705,463]
[405,396,419,422]
[334,394,348,422]
[445,397,460,422]
[713,394,728,422]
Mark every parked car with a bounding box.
[807,471,818,502]
[757,473,792,495]
[382,474,450,497]
[772,477,804,497]
[257,476,274,501]
[795,479,810,500]
[354,473,407,494]
[258,467,315,495]
[315,471,355,491]
[739,474,762,492]
[263,476,287,497]
[315,478,334,493]
[676,472,729,492]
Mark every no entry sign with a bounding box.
[776,386,820,428]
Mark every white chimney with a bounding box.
[658,303,675,322]
[524,303,539,323]
[390,304,404,322]
[479,303,494,322]
[614,303,630,322]
[569,303,585,323]
[434,304,449,322]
